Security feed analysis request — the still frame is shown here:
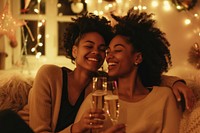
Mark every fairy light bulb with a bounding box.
[36,52,42,59]
[99,11,104,15]
[116,0,122,3]
[108,4,113,8]
[134,6,138,10]
[38,42,43,47]
[42,19,45,23]
[184,19,191,25]
[98,0,102,3]
[94,10,98,15]
[163,0,171,11]
[34,9,39,13]
[138,5,142,10]
[38,22,43,27]
[57,3,62,8]
[194,13,199,18]
[142,6,147,10]
[31,47,36,52]
[176,5,182,10]
[85,0,89,3]
[151,1,158,8]
[37,34,42,39]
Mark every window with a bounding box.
[8,0,87,71]
[17,0,87,57]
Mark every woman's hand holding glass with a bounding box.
[71,109,105,132]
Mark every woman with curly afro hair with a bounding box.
[105,9,181,133]
[21,12,113,133]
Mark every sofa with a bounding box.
[0,71,199,132]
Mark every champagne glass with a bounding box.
[91,77,107,133]
[92,76,107,110]
[104,80,120,125]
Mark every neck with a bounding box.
[118,70,149,101]
[69,67,94,89]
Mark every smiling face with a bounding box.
[73,32,107,72]
[106,35,140,77]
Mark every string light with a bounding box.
[133,0,147,11]
[31,0,44,59]
[93,0,199,54]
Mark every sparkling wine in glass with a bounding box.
[104,80,120,125]
[92,77,107,110]
[91,77,107,133]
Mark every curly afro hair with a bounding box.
[111,9,172,87]
[64,12,113,63]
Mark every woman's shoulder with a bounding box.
[153,86,174,96]
[39,65,72,73]
[39,64,61,71]
[35,64,63,79]
[152,87,177,104]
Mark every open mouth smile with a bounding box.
[87,58,99,62]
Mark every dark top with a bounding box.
[55,67,86,132]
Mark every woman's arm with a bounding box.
[161,75,195,110]
[29,65,62,132]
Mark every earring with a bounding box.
[134,62,138,66]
